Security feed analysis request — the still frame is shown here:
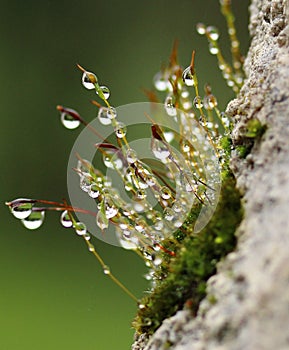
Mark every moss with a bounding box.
[133,172,243,335]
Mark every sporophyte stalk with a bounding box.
[6,0,246,335]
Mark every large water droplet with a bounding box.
[60,210,73,228]
[60,112,81,130]
[21,210,45,230]
[82,71,98,90]
[182,66,195,87]
[114,122,127,139]
[10,200,33,219]
[98,85,110,100]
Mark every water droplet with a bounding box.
[98,85,110,99]
[164,95,177,116]
[96,210,109,230]
[136,189,147,200]
[153,71,168,91]
[204,94,218,110]
[98,107,112,125]
[22,210,45,230]
[135,218,146,233]
[82,71,98,90]
[118,217,130,230]
[60,112,81,130]
[164,207,174,221]
[151,139,170,160]
[146,174,157,187]
[193,96,203,109]
[60,210,73,228]
[10,200,33,219]
[181,140,191,153]
[88,183,100,198]
[80,176,91,192]
[103,265,110,275]
[207,26,219,41]
[182,66,195,86]
[74,222,87,235]
[196,23,206,35]
[114,122,127,138]
[126,149,138,164]
[209,43,219,55]
[83,233,91,241]
[160,186,172,200]
[173,203,183,213]
[163,131,175,143]
[105,199,118,219]
[152,255,162,266]
[88,243,95,252]
[103,151,123,170]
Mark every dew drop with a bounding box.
[21,210,45,230]
[196,23,206,35]
[164,95,177,117]
[83,233,91,241]
[82,71,98,90]
[99,85,110,99]
[88,243,95,252]
[151,139,170,160]
[204,94,218,110]
[74,222,87,236]
[153,72,168,91]
[126,149,138,164]
[80,176,91,192]
[10,200,33,220]
[114,122,127,138]
[96,210,109,230]
[193,96,203,109]
[207,26,219,41]
[88,184,100,198]
[60,210,73,228]
[136,189,147,200]
[60,112,81,130]
[103,265,111,275]
[105,199,118,219]
[160,186,172,200]
[181,141,191,153]
[164,207,174,221]
[209,43,219,55]
[182,66,195,87]
[98,107,112,125]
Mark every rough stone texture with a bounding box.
[132,0,289,349]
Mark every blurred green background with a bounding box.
[0,1,249,349]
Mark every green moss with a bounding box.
[244,119,266,138]
[133,173,243,335]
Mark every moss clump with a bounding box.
[133,173,243,335]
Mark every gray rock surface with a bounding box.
[132,1,289,349]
